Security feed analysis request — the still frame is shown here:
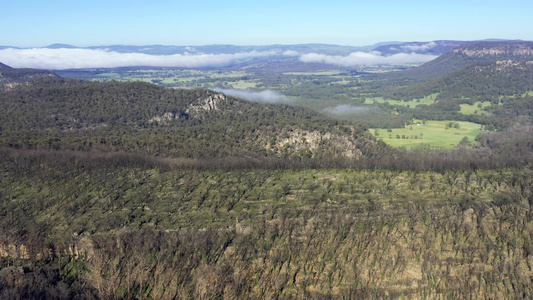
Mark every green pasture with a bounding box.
[371,120,483,149]
[100,69,257,88]
[459,101,492,115]
[364,93,438,108]
[229,80,259,89]
[283,71,343,76]
[96,72,121,78]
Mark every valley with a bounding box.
[55,41,533,149]
[2,40,533,298]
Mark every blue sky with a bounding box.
[1,0,532,47]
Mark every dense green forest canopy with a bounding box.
[383,60,533,102]
[0,75,384,165]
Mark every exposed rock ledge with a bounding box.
[186,93,227,115]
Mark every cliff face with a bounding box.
[258,127,365,160]
[394,41,533,81]
[0,237,94,260]
[186,93,228,115]
[148,93,229,124]
[451,41,533,58]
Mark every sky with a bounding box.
[2,0,532,47]
[1,0,532,69]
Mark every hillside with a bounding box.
[38,40,503,57]
[387,60,533,102]
[2,146,533,298]
[373,40,473,56]
[0,75,381,165]
[0,65,59,86]
[377,41,533,83]
[363,42,533,130]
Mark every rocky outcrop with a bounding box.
[452,42,533,58]
[148,93,229,124]
[0,237,94,260]
[148,112,176,125]
[186,93,227,115]
[260,127,364,160]
[0,243,29,259]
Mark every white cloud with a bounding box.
[0,47,278,69]
[400,41,438,52]
[323,104,372,116]
[214,88,291,104]
[282,50,299,56]
[299,51,437,67]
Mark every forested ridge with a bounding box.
[362,42,533,131]
[389,61,533,129]
[374,41,533,83]
[0,76,379,164]
[384,60,533,103]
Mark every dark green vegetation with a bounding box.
[0,77,381,165]
[56,41,533,131]
[3,40,533,299]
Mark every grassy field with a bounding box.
[283,71,343,76]
[459,101,492,115]
[92,69,260,89]
[371,120,483,149]
[364,93,438,108]
[225,80,259,89]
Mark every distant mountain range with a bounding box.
[0,43,368,56]
[3,40,532,88]
[1,39,522,56]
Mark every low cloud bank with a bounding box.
[0,46,438,70]
[215,88,291,104]
[300,51,437,67]
[401,42,438,52]
[0,48,277,70]
[282,50,299,56]
[323,104,373,116]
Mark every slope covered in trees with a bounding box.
[2,147,533,298]
[0,65,58,85]
[0,62,11,69]
[360,42,533,131]
[385,60,533,102]
[373,41,533,84]
[0,75,381,165]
